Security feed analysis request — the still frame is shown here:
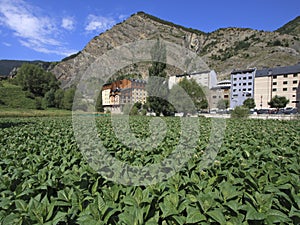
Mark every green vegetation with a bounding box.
[0,64,76,111]
[170,78,208,114]
[146,39,174,116]
[276,16,300,36]
[268,95,289,109]
[0,81,36,109]
[0,116,299,224]
[243,98,256,109]
[136,12,206,36]
[217,99,229,109]
[231,106,250,118]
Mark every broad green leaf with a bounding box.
[207,208,226,224]
[186,206,206,223]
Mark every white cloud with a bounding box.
[0,0,76,56]
[62,17,75,31]
[2,42,11,47]
[85,14,116,33]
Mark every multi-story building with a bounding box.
[210,80,231,109]
[230,68,256,108]
[254,63,300,109]
[101,78,147,113]
[168,70,218,90]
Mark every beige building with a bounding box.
[101,78,147,113]
[210,80,231,109]
[254,63,300,109]
[168,70,218,89]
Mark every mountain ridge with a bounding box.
[1,12,299,86]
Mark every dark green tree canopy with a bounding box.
[243,98,256,109]
[174,78,208,112]
[268,95,289,109]
[16,63,59,97]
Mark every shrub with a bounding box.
[231,106,249,119]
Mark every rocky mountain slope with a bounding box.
[2,12,299,86]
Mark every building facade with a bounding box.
[101,78,147,113]
[168,70,218,90]
[210,80,231,109]
[230,68,256,108]
[254,63,300,109]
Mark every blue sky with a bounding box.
[0,0,299,62]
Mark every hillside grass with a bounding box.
[0,107,71,117]
[0,81,71,117]
[0,81,36,109]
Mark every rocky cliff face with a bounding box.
[51,12,300,87]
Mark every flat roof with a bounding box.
[231,68,256,75]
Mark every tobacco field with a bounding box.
[0,116,299,224]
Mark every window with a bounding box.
[233,78,237,81]
[293,87,298,91]
[283,81,288,85]
[272,88,277,92]
[283,75,288,78]
[224,95,229,98]
[248,88,252,91]
[293,73,298,77]
[283,88,288,91]
[248,82,252,85]
[233,84,237,86]
[293,80,298,84]
[243,88,246,91]
[248,76,252,80]
[243,77,247,80]
[273,75,277,79]
[213,96,217,99]
[273,82,277,85]
[293,95,296,98]
[243,83,247,86]
[233,89,236,92]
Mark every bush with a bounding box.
[231,106,249,119]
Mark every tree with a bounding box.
[243,98,256,109]
[170,78,208,114]
[44,89,56,107]
[268,95,289,109]
[146,39,174,116]
[62,88,75,110]
[16,64,59,97]
[217,99,229,110]
[54,89,64,109]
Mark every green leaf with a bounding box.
[15,199,27,212]
[186,206,206,223]
[207,208,226,224]
[51,211,67,225]
[245,205,265,221]
[266,209,291,223]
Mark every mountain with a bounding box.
[1,12,299,85]
[51,12,300,87]
[0,60,54,77]
[276,16,300,36]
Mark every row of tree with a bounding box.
[15,63,75,110]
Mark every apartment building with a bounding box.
[230,68,256,108]
[254,63,300,109]
[102,78,147,113]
